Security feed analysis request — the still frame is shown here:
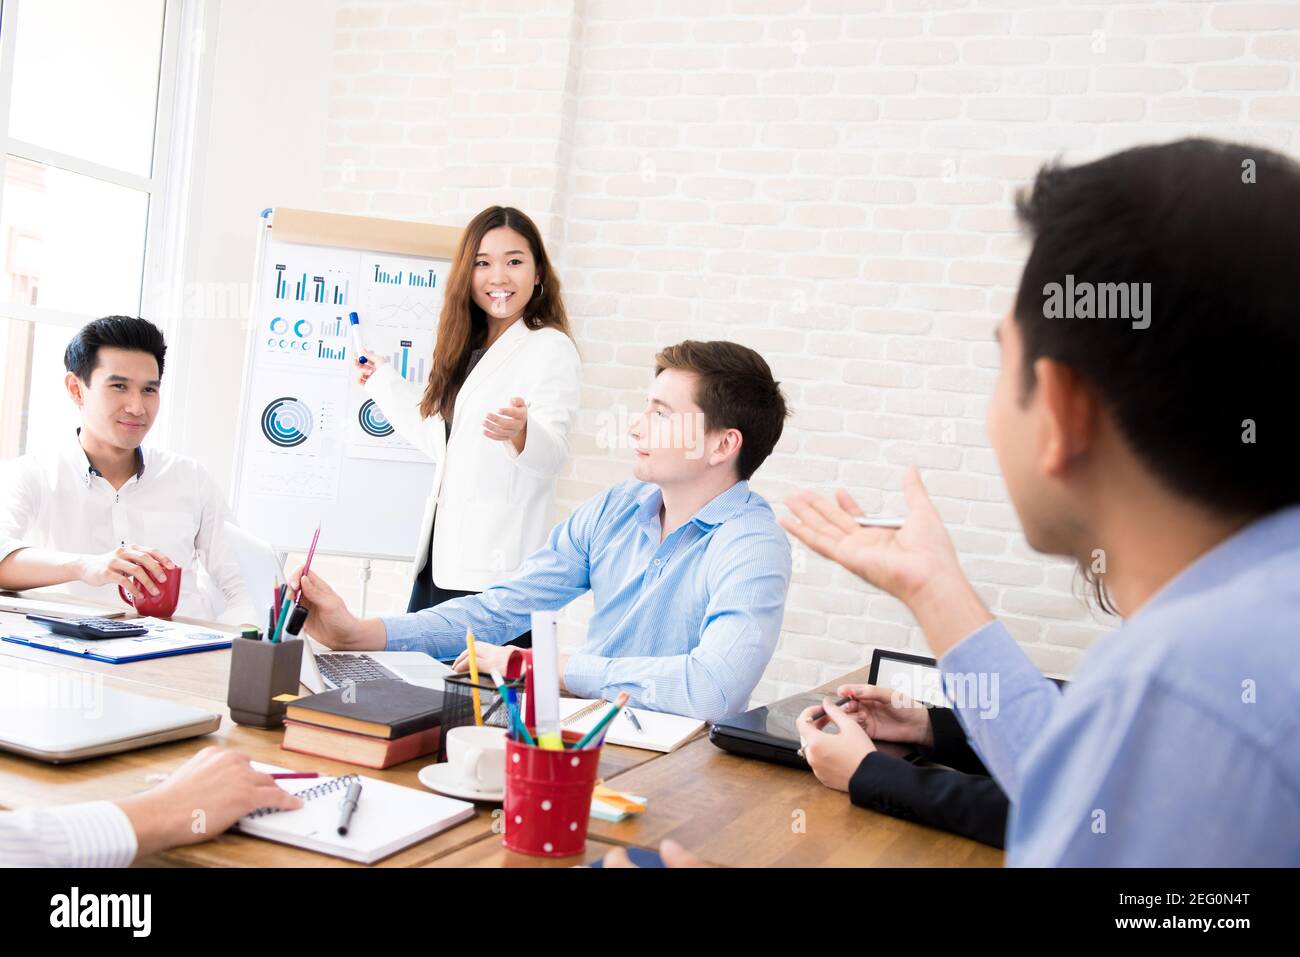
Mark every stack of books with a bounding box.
[281,679,445,769]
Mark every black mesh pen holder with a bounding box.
[438,672,524,761]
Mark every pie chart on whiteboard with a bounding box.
[260,397,314,448]
[357,399,394,438]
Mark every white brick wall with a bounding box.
[318,0,1299,706]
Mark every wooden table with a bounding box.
[0,604,1002,867]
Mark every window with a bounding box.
[0,0,185,459]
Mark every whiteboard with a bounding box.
[231,210,455,561]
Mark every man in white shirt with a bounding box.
[0,316,257,624]
[0,747,301,867]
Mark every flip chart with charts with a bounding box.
[231,208,460,560]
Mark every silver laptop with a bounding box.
[0,593,126,620]
[298,636,453,694]
[0,665,220,764]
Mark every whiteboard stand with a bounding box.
[359,558,372,617]
[230,207,460,575]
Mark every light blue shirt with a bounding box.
[383,479,792,722]
[941,506,1300,866]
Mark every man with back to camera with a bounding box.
[785,138,1300,866]
[610,138,1300,867]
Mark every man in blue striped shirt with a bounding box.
[294,341,792,721]
[785,140,1300,866]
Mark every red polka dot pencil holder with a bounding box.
[502,728,601,857]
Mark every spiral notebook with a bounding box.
[238,762,475,864]
[558,698,704,752]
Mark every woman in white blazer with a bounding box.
[356,206,581,628]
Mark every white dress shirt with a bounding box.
[0,801,138,867]
[0,430,257,624]
[365,320,582,592]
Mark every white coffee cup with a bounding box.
[445,725,507,792]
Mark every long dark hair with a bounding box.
[419,206,571,419]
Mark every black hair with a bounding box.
[64,316,167,383]
[1012,138,1300,518]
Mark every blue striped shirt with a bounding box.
[383,479,792,721]
[942,505,1300,865]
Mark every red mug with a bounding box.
[118,566,182,619]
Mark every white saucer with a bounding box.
[418,762,505,803]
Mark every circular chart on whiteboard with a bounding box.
[357,399,394,438]
[261,397,314,448]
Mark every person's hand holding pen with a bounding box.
[286,566,386,652]
[483,396,528,453]
[833,684,934,748]
[795,697,877,793]
[779,465,993,659]
[353,351,387,386]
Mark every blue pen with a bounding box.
[349,312,367,364]
[491,669,534,746]
[506,686,520,741]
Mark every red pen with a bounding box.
[270,772,319,780]
[295,524,321,603]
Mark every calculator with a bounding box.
[25,615,150,640]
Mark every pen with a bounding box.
[271,772,319,780]
[337,779,362,836]
[573,692,629,750]
[269,595,292,643]
[623,708,644,733]
[808,695,852,722]
[854,517,904,529]
[349,312,367,364]
[491,669,534,746]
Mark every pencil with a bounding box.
[294,524,321,603]
[269,595,292,643]
[466,628,483,726]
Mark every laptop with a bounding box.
[707,648,945,769]
[0,593,126,620]
[298,636,453,694]
[0,664,220,764]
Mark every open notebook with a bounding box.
[558,698,704,753]
[238,762,475,864]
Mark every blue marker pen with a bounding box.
[349,311,367,364]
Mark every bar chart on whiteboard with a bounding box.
[247,241,450,499]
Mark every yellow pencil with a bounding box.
[466,628,483,726]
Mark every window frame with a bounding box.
[0,0,203,454]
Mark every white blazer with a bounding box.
[364,319,581,593]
